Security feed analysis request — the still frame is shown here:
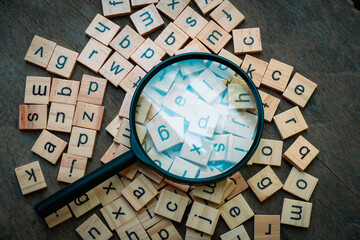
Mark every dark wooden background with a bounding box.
[0,0,359,239]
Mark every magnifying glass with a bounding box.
[35,53,264,218]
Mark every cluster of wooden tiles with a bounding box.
[17,0,321,239]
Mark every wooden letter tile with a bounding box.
[194,0,222,15]
[218,48,243,66]
[78,74,108,105]
[233,28,262,54]
[47,102,75,133]
[186,202,220,235]
[130,38,166,72]
[247,166,283,202]
[110,25,145,59]
[118,93,133,119]
[77,38,112,73]
[68,126,97,158]
[85,13,120,46]
[283,167,319,201]
[31,129,67,165]
[69,189,100,218]
[46,45,79,79]
[94,174,125,206]
[154,189,189,222]
[49,78,80,105]
[120,162,140,180]
[154,22,189,56]
[273,106,308,139]
[281,198,312,228]
[106,116,122,138]
[138,166,163,184]
[219,194,254,229]
[24,76,51,105]
[261,59,294,92]
[251,138,283,166]
[210,0,245,32]
[197,20,232,54]
[131,0,159,8]
[186,227,211,240]
[76,213,113,240]
[254,215,280,240]
[226,171,249,200]
[15,161,47,195]
[99,51,134,87]
[44,205,72,229]
[101,0,131,17]
[147,219,182,240]
[136,198,163,229]
[192,179,227,204]
[24,35,57,68]
[57,153,88,183]
[283,135,319,171]
[220,225,250,240]
[100,142,130,164]
[116,217,150,239]
[73,102,105,131]
[121,174,158,211]
[100,196,136,230]
[19,105,47,130]
[174,6,208,39]
[130,4,164,36]
[228,83,256,109]
[258,90,280,122]
[114,118,131,148]
[240,54,268,88]
[120,65,147,94]
[282,73,317,108]
[156,0,190,20]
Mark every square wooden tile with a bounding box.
[283,135,319,171]
[73,102,105,131]
[258,90,280,122]
[220,225,250,240]
[44,205,72,228]
[77,38,112,73]
[68,126,97,158]
[100,142,130,164]
[24,76,51,105]
[93,174,125,206]
[119,65,147,94]
[49,78,80,105]
[233,28,262,54]
[247,166,283,202]
[110,25,145,59]
[121,174,158,211]
[31,129,67,164]
[226,171,249,200]
[174,6,208,39]
[154,189,189,222]
[77,74,107,105]
[120,162,140,180]
[130,38,165,72]
[147,219,182,240]
[85,13,120,46]
[116,217,150,239]
[273,106,308,139]
[100,196,136,230]
[261,59,294,92]
[192,179,227,204]
[131,0,159,7]
[186,202,220,235]
[251,138,283,166]
[101,0,131,17]
[156,0,190,20]
[194,0,222,15]
[105,115,122,137]
[281,198,312,228]
[210,0,245,32]
[15,161,47,195]
[254,215,280,240]
[185,38,211,53]
[219,194,254,229]
[130,4,164,36]
[76,214,113,240]
[283,167,319,201]
[99,51,134,86]
[47,102,75,133]
[57,153,88,183]
[218,48,243,66]
[136,198,163,229]
[186,227,211,240]
[282,73,317,108]
[69,189,100,218]
[46,45,79,79]
[118,93,133,119]
[196,20,232,54]
[240,54,268,88]
[154,22,189,56]
[114,118,131,148]
[138,166,163,183]
[19,104,47,130]
[24,35,56,68]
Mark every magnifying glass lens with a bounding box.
[134,57,260,181]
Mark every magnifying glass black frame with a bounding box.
[34,53,263,219]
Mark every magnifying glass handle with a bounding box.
[34,150,136,218]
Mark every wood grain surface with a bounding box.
[0,0,359,239]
